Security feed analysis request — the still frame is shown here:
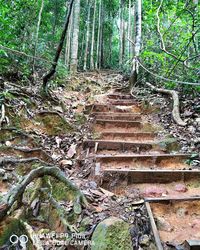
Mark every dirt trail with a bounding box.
[84,89,200,249]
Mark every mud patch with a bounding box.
[151,200,200,247]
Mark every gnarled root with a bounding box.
[146,82,186,126]
[0,166,88,221]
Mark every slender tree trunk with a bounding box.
[119,0,123,66]
[83,1,91,71]
[95,0,102,69]
[131,4,135,56]
[129,0,142,85]
[80,34,85,66]
[108,31,112,66]
[99,3,103,69]
[52,0,59,37]
[90,0,97,70]
[32,0,44,74]
[65,8,73,69]
[128,0,131,56]
[70,0,80,73]
[119,0,125,66]
[122,10,125,63]
[43,0,74,94]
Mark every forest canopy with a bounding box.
[0,0,199,90]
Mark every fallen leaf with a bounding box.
[55,136,62,148]
[95,206,103,212]
[90,189,103,197]
[67,144,77,158]
[99,187,115,197]
[59,159,73,166]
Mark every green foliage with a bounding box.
[0,0,199,93]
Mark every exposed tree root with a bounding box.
[43,190,78,232]
[0,104,9,127]
[23,221,43,250]
[0,166,87,221]
[7,146,52,162]
[146,82,187,126]
[0,156,49,166]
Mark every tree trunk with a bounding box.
[90,0,97,70]
[65,6,73,68]
[99,3,104,69]
[108,31,112,66]
[128,0,132,56]
[119,0,125,66]
[95,0,102,69]
[52,0,59,37]
[119,0,123,66]
[32,0,44,74]
[42,0,74,94]
[83,1,91,71]
[70,0,81,73]
[129,0,142,85]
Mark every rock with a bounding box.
[0,168,5,176]
[88,181,97,189]
[148,243,157,250]
[67,144,77,158]
[156,216,174,232]
[139,234,150,246]
[196,118,200,125]
[176,208,188,217]
[175,184,188,193]
[91,217,132,250]
[143,186,168,197]
[59,159,73,167]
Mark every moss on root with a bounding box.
[51,180,76,201]
[35,113,73,136]
[11,112,74,136]
[0,218,24,245]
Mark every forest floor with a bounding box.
[0,71,200,249]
